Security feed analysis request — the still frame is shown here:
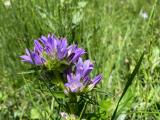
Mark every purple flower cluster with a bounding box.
[65,58,102,93]
[20,48,46,65]
[21,34,102,94]
[20,34,85,65]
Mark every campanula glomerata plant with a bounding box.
[20,34,102,119]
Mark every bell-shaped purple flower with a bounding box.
[91,74,102,86]
[65,73,83,93]
[87,74,102,91]
[34,40,43,54]
[76,58,94,78]
[67,45,86,63]
[20,49,46,65]
[67,45,77,57]
[57,38,68,60]
[40,35,58,55]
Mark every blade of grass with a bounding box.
[111,52,145,120]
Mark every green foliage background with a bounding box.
[0,0,160,119]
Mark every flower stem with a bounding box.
[69,94,77,115]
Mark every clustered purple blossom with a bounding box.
[21,35,85,65]
[21,34,102,94]
[65,58,102,93]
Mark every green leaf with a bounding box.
[18,70,36,74]
[52,91,65,99]
[100,99,114,117]
[78,1,87,8]
[31,108,41,119]
[111,52,144,120]
[72,11,84,25]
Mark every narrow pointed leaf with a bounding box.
[111,52,144,120]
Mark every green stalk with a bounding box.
[69,94,78,115]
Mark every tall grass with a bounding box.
[0,0,160,119]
